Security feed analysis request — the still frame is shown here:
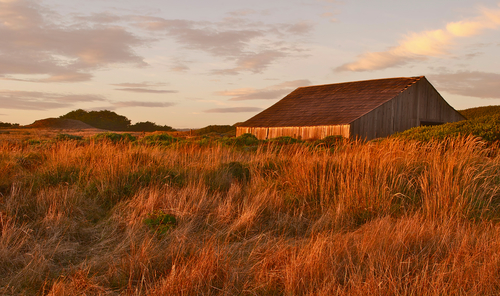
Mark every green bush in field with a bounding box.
[394,114,500,142]
[141,133,178,146]
[92,132,136,143]
[268,136,301,145]
[56,133,83,141]
[144,211,177,234]
[226,133,259,147]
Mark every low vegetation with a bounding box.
[2,129,500,295]
[394,113,500,142]
[460,105,500,119]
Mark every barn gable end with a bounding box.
[236,76,465,140]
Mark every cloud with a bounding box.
[1,72,93,83]
[215,79,311,101]
[337,5,500,72]
[114,88,178,94]
[0,90,105,110]
[133,15,313,75]
[429,71,500,99]
[204,107,263,113]
[111,82,168,88]
[112,101,176,108]
[112,81,177,93]
[0,0,146,82]
[75,12,123,24]
[227,9,258,17]
[211,50,287,75]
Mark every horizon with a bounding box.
[1,0,500,128]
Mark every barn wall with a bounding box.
[236,125,350,140]
[415,78,465,124]
[350,78,465,140]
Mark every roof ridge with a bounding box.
[296,76,424,90]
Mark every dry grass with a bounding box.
[1,135,500,295]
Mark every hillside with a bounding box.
[25,118,100,130]
[459,105,500,119]
[394,105,500,142]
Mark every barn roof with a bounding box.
[240,76,424,127]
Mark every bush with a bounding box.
[227,133,259,147]
[56,134,83,141]
[92,132,136,143]
[268,136,301,145]
[142,133,178,146]
[60,109,131,131]
[128,121,175,132]
[144,211,177,234]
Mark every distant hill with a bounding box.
[25,118,100,130]
[459,105,500,120]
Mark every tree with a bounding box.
[128,121,175,132]
[60,109,131,131]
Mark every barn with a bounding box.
[236,76,465,140]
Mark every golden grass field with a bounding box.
[1,129,500,295]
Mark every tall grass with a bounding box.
[1,136,500,294]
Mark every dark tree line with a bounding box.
[0,122,19,128]
[60,109,174,132]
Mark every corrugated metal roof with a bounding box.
[240,76,424,127]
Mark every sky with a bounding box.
[1,0,500,128]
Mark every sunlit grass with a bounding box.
[1,134,500,295]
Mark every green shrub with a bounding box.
[144,211,177,234]
[93,132,136,143]
[226,133,259,147]
[142,133,178,146]
[56,133,83,141]
[268,136,301,145]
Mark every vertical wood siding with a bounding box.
[236,125,350,140]
[350,77,465,140]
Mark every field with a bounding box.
[1,129,500,295]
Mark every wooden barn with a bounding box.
[236,76,465,140]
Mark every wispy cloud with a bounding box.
[0,0,146,82]
[111,82,168,88]
[0,90,104,110]
[114,88,178,94]
[112,81,177,93]
[204,107,263,113]
[112,101,176,108]
[336,5,500,72]
[429,71,500,99]
[133,15,313,75]
[215,79,311,101]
